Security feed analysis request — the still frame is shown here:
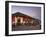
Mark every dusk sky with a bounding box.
[11,5,41,20]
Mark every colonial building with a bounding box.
[12,12,40,26]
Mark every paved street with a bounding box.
[12,24,41,31]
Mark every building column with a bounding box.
[21,17,23,23]
[15,17,17,25]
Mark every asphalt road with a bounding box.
[12,25,41,31]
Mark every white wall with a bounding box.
[0,0,46,37]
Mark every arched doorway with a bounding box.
[17,17,21,23]
[16,17,21,26]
